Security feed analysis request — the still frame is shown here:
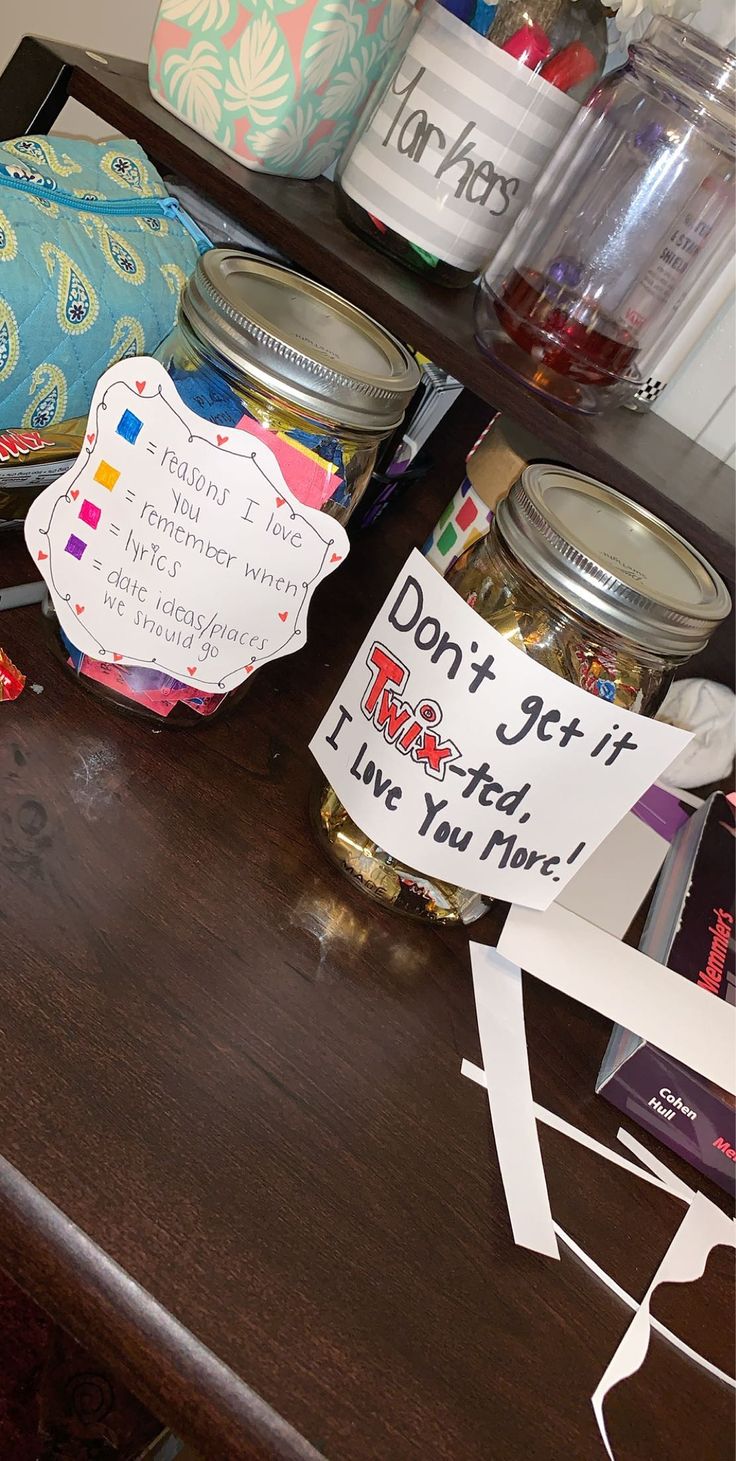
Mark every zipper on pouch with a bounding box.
[0,170,212,252]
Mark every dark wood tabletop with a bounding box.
[0,391,733,1461]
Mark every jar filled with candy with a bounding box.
[313,465,731,923]
[475,19,736,411]
[49,250,419,723]
[336,0,606,287]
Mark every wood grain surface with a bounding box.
[0,391,733,1460]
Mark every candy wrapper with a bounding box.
[0,647,25,701]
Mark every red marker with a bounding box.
[501,23,553,70]
[540,41,598,93]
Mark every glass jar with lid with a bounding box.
[475,19,736,412]
[312,465,731,923]
[48,250,419,724]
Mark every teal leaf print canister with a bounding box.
[149,0,414,180]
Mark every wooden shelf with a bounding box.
[1,394,733,1461]
[4,36,734,582]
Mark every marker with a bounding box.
[0,581,46,611]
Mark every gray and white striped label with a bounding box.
[341,0,577,272]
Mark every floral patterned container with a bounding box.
[149,0,414,180]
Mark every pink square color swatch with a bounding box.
[79,499,101,530]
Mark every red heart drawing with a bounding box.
[330,553,342,563]
[135,380,146,394]
[216,434,228,447]
[275,496,285,508]
[244,664,254,674]
[75,604,84,615]
[37,550,48,561]
[278,611,288,622]
[113,653,123,662]
[187,666,196,677]
[70,489,79,501]
[87,432,95,446]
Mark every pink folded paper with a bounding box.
[236,412,338,510]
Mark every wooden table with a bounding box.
[0,392,733,1460]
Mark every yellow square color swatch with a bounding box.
[94,460,120,492]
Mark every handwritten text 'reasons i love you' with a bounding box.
[24,357,349,691]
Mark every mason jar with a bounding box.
[475,19,736,412]
[312,465,731,923]
[49,250,419,724]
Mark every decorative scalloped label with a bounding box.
[25,357,349,691]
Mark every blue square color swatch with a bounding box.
[117,409,143,444]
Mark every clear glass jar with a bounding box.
[313,464,731,924]
[475,18,736,411]
[48,250,419,725]
[336,0,606,287]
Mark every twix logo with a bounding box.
[0,427,52,463]
[361,643,459,781]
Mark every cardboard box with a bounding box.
[597,792,736,1194]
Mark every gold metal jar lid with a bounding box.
[181,249,420,433]
[497,465,731,657]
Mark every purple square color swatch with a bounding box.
[116,409,142,444]
[79,498,101,530]
[65,533,87,561]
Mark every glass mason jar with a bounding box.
[48,250,419,725]
[336,0,606,287]
[475,19,736,412]
[313,464,731,924]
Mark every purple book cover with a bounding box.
[598,792,735,1194]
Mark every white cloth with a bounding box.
[656,677,735,788]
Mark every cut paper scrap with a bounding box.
[591,1192,736,1459]
[554,1223,735,1394]
[497,904,735,1094]
[235,411,340,511]
[461,1060,685,1202]
[615,1128,695,1205]
[461,1060,735,1394]
[469,945,558,1258]
[557,786,689,939]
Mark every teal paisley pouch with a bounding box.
[0,135,209,433]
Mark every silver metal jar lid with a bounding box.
[496,465,731,657]
[181,249,420,434]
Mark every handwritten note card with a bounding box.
[25,358,350,691]
[310,551,690,909]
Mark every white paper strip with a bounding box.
[497,904,735,1094]
[461,1060,683,1200]
[591,1193,736,1459]
[469,946,559,1259]
[554,1224,735,1393]
[461,1061,736,1391]
[615,1128,696,1205]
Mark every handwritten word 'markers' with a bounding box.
[361,643,459,780]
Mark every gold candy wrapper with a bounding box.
[314,785,486,923]
[0,418,86,524]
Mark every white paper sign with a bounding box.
[24,358,349,691]
[309,550,690,909]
